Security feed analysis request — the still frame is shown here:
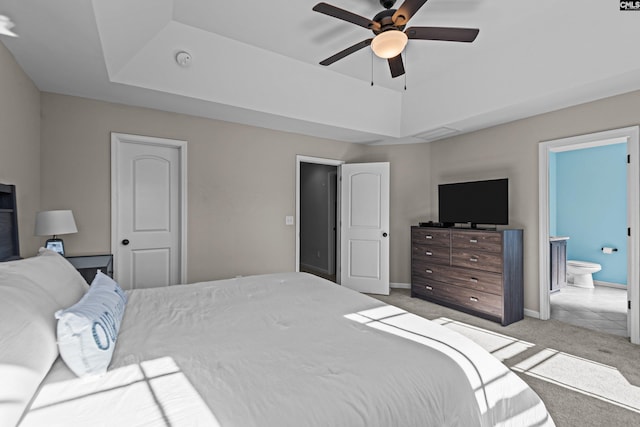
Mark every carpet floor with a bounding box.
[368,289,640,427]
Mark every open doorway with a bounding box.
[539,126,640,344]
[295,156,343,283]
[548,141,628,336]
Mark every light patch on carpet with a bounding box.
[512,349,640,414]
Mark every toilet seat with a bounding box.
[567,260,600,269]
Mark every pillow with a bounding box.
[0,248,89,308]
[55,271,128,377]
[0,250,88,427]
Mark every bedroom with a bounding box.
[1,1,640,426]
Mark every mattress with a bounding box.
[20,272,553,426]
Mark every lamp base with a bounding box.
[45,237,65,256]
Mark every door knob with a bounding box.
[382,232,388,237]
[121,239,130,246]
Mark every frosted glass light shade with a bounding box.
[34,210,78,236]
[371,30,408,59]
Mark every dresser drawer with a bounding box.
[412,228,451,247]
[438,285,503,318]
[412,260,451,283]
[452,231,502,253]
[444,266,503,295]
[411,279,440,299]
[413,262,502,295]
[452,250,503,274]
[412,244,450,266]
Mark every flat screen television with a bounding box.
[438,178,508,228]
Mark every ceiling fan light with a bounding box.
[371,30,408,59]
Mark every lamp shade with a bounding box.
[371,30,408,59]
[34,210,78,236]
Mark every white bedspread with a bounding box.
[21,273,553,427]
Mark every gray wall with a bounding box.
[0,42,41,256]
[39,93,366,283]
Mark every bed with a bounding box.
[0,212,554,426]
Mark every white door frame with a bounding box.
[295,155,344,282]
[111,133,188,285]
[538,126,639,344]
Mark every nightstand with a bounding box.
[66,254,113,285]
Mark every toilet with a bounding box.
[566,260,602,289]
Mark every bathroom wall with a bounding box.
[549,153,557,236]
[553,143,627,285]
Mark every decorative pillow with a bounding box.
[0,250,88,427]
[55,271,128,377]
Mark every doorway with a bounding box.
[299,161,338,282]
[296,155,344,283]
[549,142,628,336]
[539,126,640,344]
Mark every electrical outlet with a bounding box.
[285,215,294,225]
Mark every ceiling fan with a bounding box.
[312,0,479,78]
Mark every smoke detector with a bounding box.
[175,51,192,68]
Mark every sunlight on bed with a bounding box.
[431,317,535,361]
[21,357,220,427]
[344,306,549,425]
[512,349,640,414]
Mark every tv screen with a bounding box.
[438,178,509,226]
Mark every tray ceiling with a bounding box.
[2,0,640,144]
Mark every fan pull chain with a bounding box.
[404,50,407,91]
[371,50,374,86]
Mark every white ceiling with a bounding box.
[2,0,640,144]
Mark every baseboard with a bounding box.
[390,282,411,289]
[594,280,627,289]
[524,308,540,319]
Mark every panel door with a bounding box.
[113,135,183,289]
[340,162,390,295]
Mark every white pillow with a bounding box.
[1,248,89,308]
[0,285,60,427]
[0,250,87,427]
[55,271,128,377]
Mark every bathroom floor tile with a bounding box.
[550,285,627,337]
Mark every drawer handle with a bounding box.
[425,286,433,291]
[469,277,478,283]
[425,235,433,239]
[469,257,478,262]
[425,251,433,256]
[469,239,478,243]
[425,269,433,274]
[469,297,479,302]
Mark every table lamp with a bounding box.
[34,210,78,256]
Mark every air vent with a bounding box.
[413,127,459,142]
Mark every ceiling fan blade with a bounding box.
[392,0,429,26]
[406,26,479,42]
[388,54,405,78]
[313,2,381,31]
[319,38,373,66]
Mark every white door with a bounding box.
[111,133,187,290]
[340,162,390,295]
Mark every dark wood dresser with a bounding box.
[411,226,524,326]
